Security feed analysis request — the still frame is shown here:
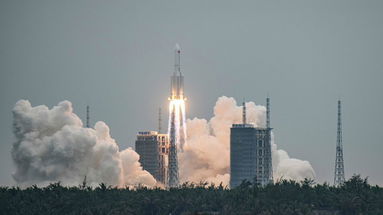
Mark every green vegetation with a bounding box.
[1,175,382,215]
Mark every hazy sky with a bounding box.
[1,0,382,186]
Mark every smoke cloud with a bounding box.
[11,97,315,188]
[11,100,156,187]
[179,96,315,186]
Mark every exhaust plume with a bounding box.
[11,100,156,187]
[179,96,315,186]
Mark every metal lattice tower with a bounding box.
[168,105,179,187]
[86,105,90,128]
[266,97,273,183]
[334,100,345,186]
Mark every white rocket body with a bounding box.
[170,44,184,100]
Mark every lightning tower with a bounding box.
[158,107,162,133]
[86,105,90,128]
[242,101,246,124]
[334,100,345,186]
[167,44,187,188]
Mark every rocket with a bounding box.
[170,44,185,100]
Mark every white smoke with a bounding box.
[11,100,156,187]
[179,96,315,186]
[11,97,315,188]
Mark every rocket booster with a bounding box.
[170,44,184,100]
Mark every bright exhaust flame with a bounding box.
[168,99,187,150]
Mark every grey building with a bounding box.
[135,131,169,185]
[230,99,273,188]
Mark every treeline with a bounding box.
[0,175,382,215]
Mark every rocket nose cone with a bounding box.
[175,43,180,52]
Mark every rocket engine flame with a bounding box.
[168,99,187,150]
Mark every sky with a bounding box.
[0,0,382,186]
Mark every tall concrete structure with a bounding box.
[135,131,169,185]
[230,99,273,188]
[167,44,186,188]
[334,100,345,186]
